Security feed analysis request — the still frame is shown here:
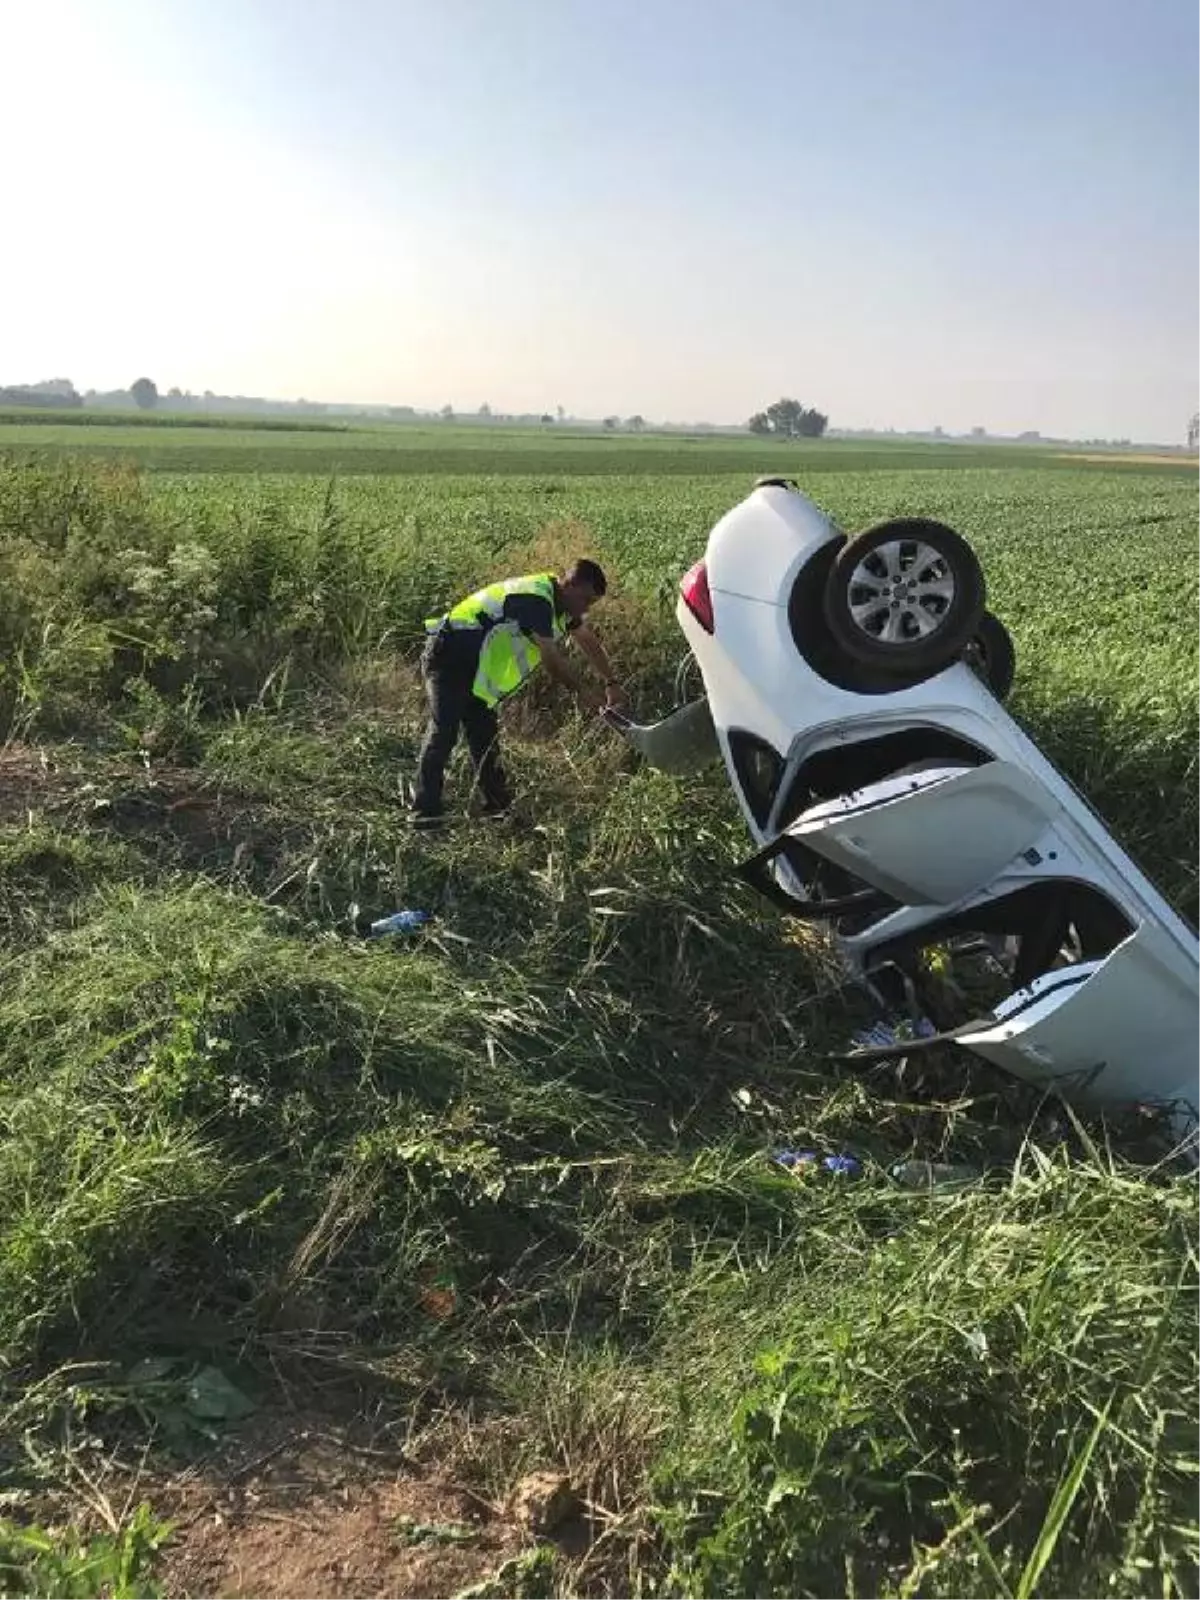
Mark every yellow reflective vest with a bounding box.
[425,572,569,707]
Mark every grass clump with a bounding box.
[0,1504,170,1599]
[653,1154,1198,1599]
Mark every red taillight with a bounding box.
[680,559,714,633]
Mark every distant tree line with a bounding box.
[748,397,828,439]
[0,378,83,409]
[4,374,830,440]
[438,398,652,425]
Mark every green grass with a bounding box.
[0,443,1195,1598]
[3,416,1195,475]
[0,1503,170,1599]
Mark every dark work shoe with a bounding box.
[407,808,446,830]
[479,798,514,820]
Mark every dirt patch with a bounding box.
[164,1478,518,1599]
[153,1412,528,1600]
[0,742,82,823]
[0,742,293,875]
[96,777,286,872]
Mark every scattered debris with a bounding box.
[185,1364,257,1422]
[508,1472,579,1534]
[851,1015,937,1049]
[773,1150,862,1177]
[889,1159,982,1190]
[418,1271,459,1321]
[366,908,434,938]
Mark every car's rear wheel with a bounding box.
[822,518,986,675]
[963,610,1016,701]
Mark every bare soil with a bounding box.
[149,1410,528,1600]
[0,741,295,875]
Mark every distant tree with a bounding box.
[556,404,565,422]
[751,398,828,439]
[765,398,803,436]
[440,403,454,421]
[478,402,492,419]
[130,377,158,410]
[540,413,554,425]
[603,415,618,430]
[1188,411,1199,450]
[626,414,645,431]
[167,386,183,399]
[971,425,986,438]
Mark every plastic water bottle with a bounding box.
[889,1159,981,1190]
[367,909,433,938]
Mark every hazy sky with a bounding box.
[3,0,1196,440]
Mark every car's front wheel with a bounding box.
[822,518,986,676]
[963,610,1016,701]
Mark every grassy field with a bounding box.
[0,426,1196,1598]
[2,411,1194,476]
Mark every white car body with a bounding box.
[656,480,1197,1136]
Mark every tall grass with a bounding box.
[653,1155,1198,1598]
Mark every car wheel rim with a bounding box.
[847,539,957,644]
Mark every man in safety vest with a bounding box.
[409,559,626,825]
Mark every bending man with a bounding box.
[410,560,626,825]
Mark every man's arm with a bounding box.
[501,594,598,708]
[570,624,627,706]
[532,636,603,710]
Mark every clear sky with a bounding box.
[3,0,1196,440]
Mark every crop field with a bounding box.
[1,410,1192,476]
[0,424,1196,1598]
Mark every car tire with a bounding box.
[822,518,986,676]
[963,610,1016,701]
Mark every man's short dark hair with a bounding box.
[564,558,607,596]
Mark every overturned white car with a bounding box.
[610,478,1198,1139]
